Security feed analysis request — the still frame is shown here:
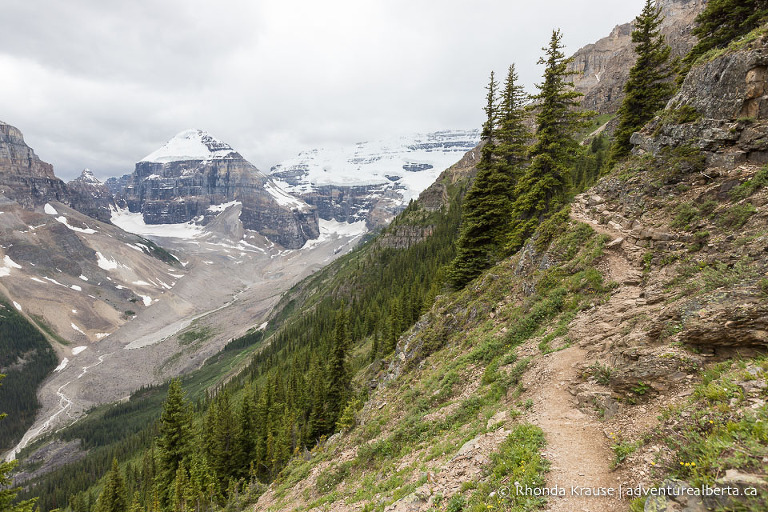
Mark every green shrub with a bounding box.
[730,165,768,201]
[587,362,612,385]
[718,203,756,228]
[612,440,639,466]
[671,203,701,231]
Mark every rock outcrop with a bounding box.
[632,33,768,166]
[122,129,319,249]
[0,120,70,208]
[66,169,116,223]
[568,0,706,114]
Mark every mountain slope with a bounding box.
[11,13,768,512]
[0,124,363,462]
[248,29,768,512]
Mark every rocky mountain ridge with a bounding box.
[0,121,70,208]
[269,130,480,230]
[122,129,320,249]
[65,169,116,223]
[568,0,707,114]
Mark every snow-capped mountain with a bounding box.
[140,129,238,163]
[121,129,319,249]
[270,130,480,229]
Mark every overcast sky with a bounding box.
[0,0,645,181]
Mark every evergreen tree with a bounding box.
[508,29,588,252]
[609,0,673,165]
[234,386,257,479]
[95,458,128,512]
[370,330,380,362]
[155,380,193,509]
[0,375,37,512]
[326,308,350,427]
[479,70,499,164]
[129,492,144,512]
[204,391,237,487]
[171,464,190,512]
[684,0,768,69]
[449,66,529,288]
[306,357,326,442]
[496,65,530,170]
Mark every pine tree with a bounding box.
[609,0,673,165]
[508,29,588,252]
[684,0,768,69]
[0,375,37,512]
[234,386,257,479]
[205,391,237,486]
[326,308,350,427]
[155,380,193,508]
[130,492,145,512]
[95,458,128,512]
[370,330,380,362]
[306,357,326,441]
[449,66,529,288]
[496,65,530,170]
[479,71,499,165]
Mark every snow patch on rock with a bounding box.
[140,129,236,163]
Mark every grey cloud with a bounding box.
[0,1,645,181]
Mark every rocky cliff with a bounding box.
[122,129,319,249]
[0,121,70,208]
[632,32,768,166]
[65,169,116,223]
[568,0,706,114]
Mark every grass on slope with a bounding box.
[269,219,612,511]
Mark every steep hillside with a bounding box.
[247,26,768,512]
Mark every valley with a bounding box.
[2,124,475,462]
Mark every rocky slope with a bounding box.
[568,0,706,114]
[122,129,319,249]
[270,130,480,230]
[0,122,182,349]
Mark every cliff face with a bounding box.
[66,169,116,223]
[568,0,706,114]
[122,130,319,249]
[632,34,768,166]
[0,121,70,208]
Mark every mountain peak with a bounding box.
[140,129,237,163]
[73,168,101,184]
